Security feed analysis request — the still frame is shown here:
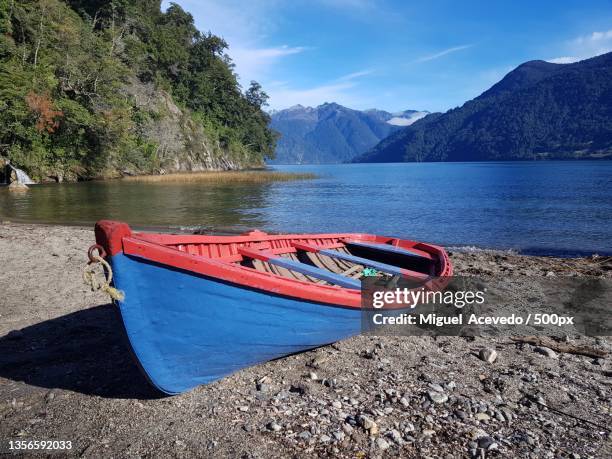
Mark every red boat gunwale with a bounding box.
[95,220,453,309]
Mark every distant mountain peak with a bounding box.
[354,51,612,163]
[269,103,426,164]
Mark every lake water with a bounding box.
[1,162,611,256]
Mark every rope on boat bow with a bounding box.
[83,244,125,302]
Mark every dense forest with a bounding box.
[0,0,277,181]
[355,52,612,163]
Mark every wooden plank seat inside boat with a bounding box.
[343,240,433,260]
[291,242,430,281]
[238,246,361,289]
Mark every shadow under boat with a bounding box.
[0,304,164,399]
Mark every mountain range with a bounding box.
[268,104,427,164]
[355,52,612,163]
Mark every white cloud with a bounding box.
[415,44,473,63]
[162,0,304,84]
[229,45,308,84]
[575,29,612,45]
[547,56,579,64]
[547,29,612,64]
[266,70,374,109]
[336,69,375,81]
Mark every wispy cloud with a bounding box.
[229,45,308,83]
[162,0,304,83]
[415,44,473,63]
[266,70,374,109]
[547,29,612,64]
[335,69,375,81]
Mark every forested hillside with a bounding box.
[0,0,277,181]
[355,53,612,163]
[269,103,426,164]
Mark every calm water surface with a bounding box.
[1,162,611,256]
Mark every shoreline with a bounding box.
[0,222,610,457]
[0,220,609,259]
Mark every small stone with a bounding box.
[320,434,331,443]
[238,406,249,412]
[534,347,558,359]
[332,431,345,441]
[256,382,269,392]
[455,409,468,420]
[479,348,498,364]
[403,422,415,433]
[478,436,498,450]
[475,413,490,422]
[358,415,376,431]
[422,429,436,437]
[308,355,328,368]
[500,408,514,422]
[386,429,403,444]
[468,428,488,440]
[428,391,449,404]
[332,401,342,409]
[361,349,375,359]
[376,437,390,450]
[267,421,282,432]
[298,431,311,440]
[308,372,318,380]
[8,181,28,192]
[428,383,445,392]
[399,397,410,408]
[45,392,56,403]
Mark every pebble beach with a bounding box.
[0,222,610,458]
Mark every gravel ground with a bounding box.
[0,222,610,458]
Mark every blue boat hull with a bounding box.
[110,253,362,394]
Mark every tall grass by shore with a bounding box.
[121,170,317,184]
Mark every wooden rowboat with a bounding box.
[92,220,453,394]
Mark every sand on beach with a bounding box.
[0,222,610,458]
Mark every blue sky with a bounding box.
[161,0,612,113]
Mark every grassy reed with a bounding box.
[122,170,317,184]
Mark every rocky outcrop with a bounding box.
[122,79,260,175]
[8,181,29,191]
